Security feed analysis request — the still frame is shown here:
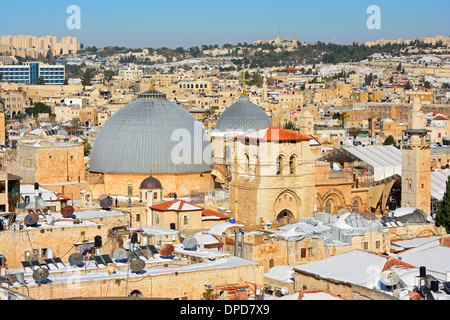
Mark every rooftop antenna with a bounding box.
[284,25,286,40]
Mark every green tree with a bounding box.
[332,112,348,126]
[283,120,296,130]
[81,69,93,89]
[37,76,46,85]
[82,139,92,157]
[436,177,450,233]
[383,135,398,148]
[26,102,52,118]
[203,108,217,120]
[103,70,115,82]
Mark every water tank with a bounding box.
[94,235,102,248]
[430,280,439,293]
[420,266,427,278]
[131,232,139,243]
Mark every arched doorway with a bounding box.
[276,209,294,223]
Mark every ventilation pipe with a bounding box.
[34,182,40,209]
[234,230,239,256]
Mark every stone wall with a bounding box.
[0,223,112,270]
[12,259,264,300]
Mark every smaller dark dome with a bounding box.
[139,176,162,190]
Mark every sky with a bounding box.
[0,0,449,49]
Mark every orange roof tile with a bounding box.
[234,127,313,142]
[150,199,203,211]
[202,209,230,219]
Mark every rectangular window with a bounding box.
[376,240,380,249]
[0,181,5,193]
[363,242,369,250]
[300,248,306,259]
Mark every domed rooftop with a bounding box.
[213,95,271,136]
[140,175,162,190]
[89,94,212,175]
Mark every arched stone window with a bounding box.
[352,199,360,214]
[245,153,250,172]
[325,200,333,214]
[269,259,274,269]
[289,155,296,175]
[276,155,284,175]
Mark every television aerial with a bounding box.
[32,267,49,283]
[380,270,400,287]
[68,252,84,267]
[61,205,75,218]
[24,213,39,227]
[182,236,198,250]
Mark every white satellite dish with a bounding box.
[113,248,128,261]
[380,270,400,287]
[281,287,289,296]
[123,239,131,250]
[182,236,198,250]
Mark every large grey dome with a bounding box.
[213,95,271,134]
[89,97,212,175]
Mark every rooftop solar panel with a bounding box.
[93,255,106,267]
[101,255,114,265]
[21,261,32,270]
[147,245,159,255]
[30,260,40,268]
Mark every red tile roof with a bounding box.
[150,199,203,211]
[234,127,313,142]
[202,209,230,219]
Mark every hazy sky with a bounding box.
[1,0,449,49]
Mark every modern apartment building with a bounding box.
[0,62,65,85]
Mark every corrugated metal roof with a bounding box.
[89,98,212,175]
[430,169,450,201]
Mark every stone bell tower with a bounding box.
[401,97,431,215]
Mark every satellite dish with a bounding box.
[100,197,113,210]
[113,249,128,261]
[130,258,145,272]
[68,252,83,266]
[159,244,175,258]
[24,213,39,227]
[380,270,400,287]
[182,236,198,250]
[61,206,75,218]
[123,239,131,250]
[32,267,49,283]
[281,287,289,296]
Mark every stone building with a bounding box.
[401,98,431,215]
[3,139,86,184]
[88,89,214,199]
[229,126,316,225]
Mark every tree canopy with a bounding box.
[436,176,450,233]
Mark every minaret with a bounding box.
[401,97,431,215]
[262,76,267,103]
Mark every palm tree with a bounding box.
[203,108,217,120]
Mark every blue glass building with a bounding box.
[0,62,65,85]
